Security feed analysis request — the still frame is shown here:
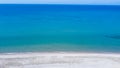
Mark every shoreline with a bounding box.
[1,52,120,59]
[0,52,120,68]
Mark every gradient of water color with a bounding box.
[0,4,120,53]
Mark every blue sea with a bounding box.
[0,4,120,53]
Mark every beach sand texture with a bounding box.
[0,53,120,68]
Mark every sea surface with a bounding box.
[0,4,120,53]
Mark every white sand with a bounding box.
[0,52,120,68]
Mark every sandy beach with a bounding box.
[0,52,120,68]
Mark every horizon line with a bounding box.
[0,3,120,6]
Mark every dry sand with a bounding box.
[0,52,120,68]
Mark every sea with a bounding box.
[0,4,120,53]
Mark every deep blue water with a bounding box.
[0,4,120,53]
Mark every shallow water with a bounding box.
[0,4,120,53]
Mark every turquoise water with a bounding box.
[0,4,120,53]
